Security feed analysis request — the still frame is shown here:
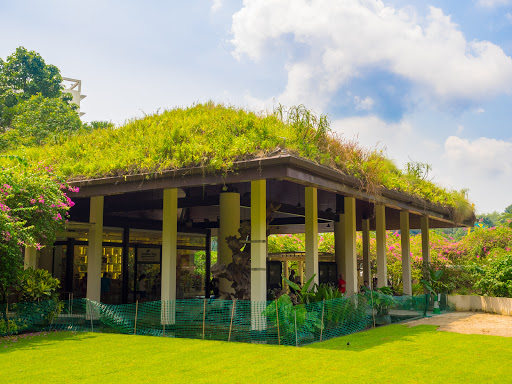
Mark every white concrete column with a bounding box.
[421,215,430,283]
[24,247,37,270]
[376,205,387,288]
[87,196,103,303]
[162,188,178,324]
[219,192,240,293]
[362,219,371,286]
[400,211,412,295]
[334,213,346,280]
[344,197,357,295]
[251,180,267,331]
[305,186,319,285]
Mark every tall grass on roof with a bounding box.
[10,102,474,222]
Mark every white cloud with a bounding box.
[331,114,512,213]
[231,1,512,109]
[443,136,512,175]
[441,136,512,212]
[478,0,512,8]
[354,96,375,110]
[331,115,415,160]
[506,12,512,22]
[211,0,223,12]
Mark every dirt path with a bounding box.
[407,312,512,337]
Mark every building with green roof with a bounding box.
[21,103,474,316]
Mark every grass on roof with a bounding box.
[11,102,474,222]
[2,325,511,383]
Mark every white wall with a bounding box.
[448,295,512,316]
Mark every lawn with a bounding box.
[1,325,511,383]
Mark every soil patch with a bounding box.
[407,312,512,337]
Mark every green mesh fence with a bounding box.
[1,293,448,345]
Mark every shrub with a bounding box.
[473,251,512,297]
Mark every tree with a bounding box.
[0,94,83,148]
[0,157,74,320]
[0,47,63,130]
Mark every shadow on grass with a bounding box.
[0,330,96,354]
[305,324,440,352]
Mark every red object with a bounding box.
[338,278,346,293]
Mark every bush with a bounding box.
[473,251,512,297]
[18,268,61,302]
[0,319,17,335]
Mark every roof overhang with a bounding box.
[68,154,472,230]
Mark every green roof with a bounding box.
[12,102,474,222]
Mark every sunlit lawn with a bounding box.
[2,325,512,383]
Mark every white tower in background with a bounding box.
[62,77,86,116]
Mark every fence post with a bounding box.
[294,307,298,347]
[228,300,236,342]
[134,300,139,335]
[320,299,325,342]
[162,301,166,336]
[276,300,281,345]
[202,298,207,340]
[5,298,8,331]
[370,290,376,328]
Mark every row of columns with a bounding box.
[79,182,431,309]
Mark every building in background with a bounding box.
[62,77,86,116]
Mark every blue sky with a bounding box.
[1,0,512,214]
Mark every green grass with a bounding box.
[2,325,511,383]
[8,102,474,222]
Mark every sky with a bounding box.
[1,0,511,214]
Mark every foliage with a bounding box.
[0,157,74,316]
[283,274,317,304]
[84,121,115,130]
[193,250,217,277]
[0,47,63,129]
[420,267,449,298]
[365,288,397,316]
[18,268,61,302]
[15,268,62,326]
[262,294,322,342]
[268,233,305,253]
[11,102,474,222]
[310,283,344,302]
[0,94,83,149]
[473,251,512,297]
[0,319,17,334]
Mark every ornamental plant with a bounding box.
[472,250,512,297]
[0,156,75,321]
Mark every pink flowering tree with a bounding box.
[0,157,76,317]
